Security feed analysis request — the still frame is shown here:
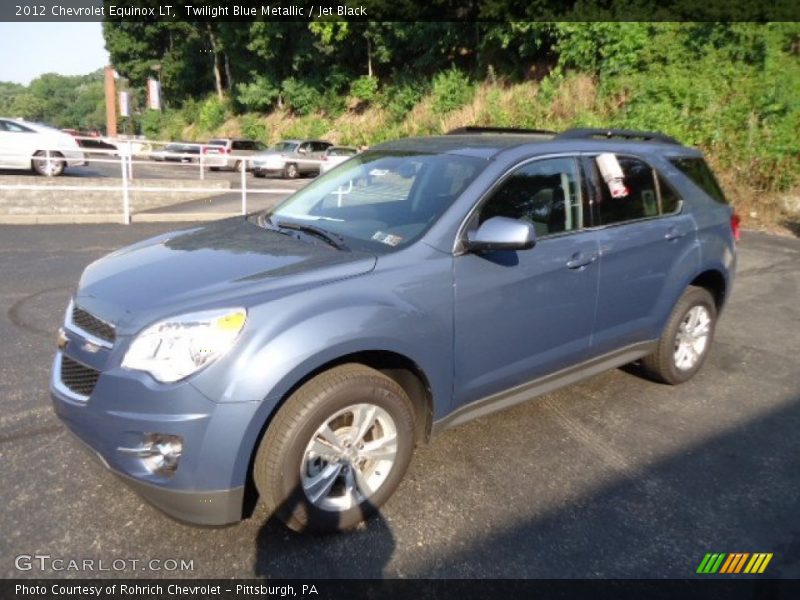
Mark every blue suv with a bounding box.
[51,127,737,532]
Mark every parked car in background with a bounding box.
[51,126,737,533]
[319,146,358,174]
[150,143,201,163]
[0,118,87,176]
[63,129,119,156]
[250,139,333,179]
[203,138,268,171]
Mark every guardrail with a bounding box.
[0,137,295,224]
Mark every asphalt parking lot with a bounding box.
[0,224,798,579]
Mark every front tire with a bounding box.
[253,364,415,533]
[642,286,717,385]
[32,151,65,176]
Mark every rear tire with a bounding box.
[283,163,299,179]
[253,364,415,533]
[32,151,65,177]
[641,286,717,385]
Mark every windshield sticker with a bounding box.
[372,231,403,246]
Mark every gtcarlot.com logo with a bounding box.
[696,552,773,574]
[14,554,194,572]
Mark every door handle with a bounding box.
[665,228,687,241]
[566,253,598,269]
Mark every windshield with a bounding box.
[272,141,299,153]
[265,150,487,252]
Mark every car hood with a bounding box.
[75,217,376,334]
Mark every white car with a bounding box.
[319,146,358,174]
[0,118,87,176]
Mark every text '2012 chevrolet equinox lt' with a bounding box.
[51,127,737,532]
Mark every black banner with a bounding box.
[1,0,799,22]
[4,579,800,600]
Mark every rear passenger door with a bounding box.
[585,153,696,355]
[454,157,601,406]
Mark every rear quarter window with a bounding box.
[669,157,727,204]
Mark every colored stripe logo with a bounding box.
[696,552,773,574]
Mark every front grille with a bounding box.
[60,355,100,398]
[71,305,115,345]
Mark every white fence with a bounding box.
[0,135,295,224]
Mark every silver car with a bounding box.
[251,139,333,179]
[203,138,268,172]
[319,146,359,174]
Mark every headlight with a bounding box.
[121,308,246,383]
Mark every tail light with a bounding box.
[731,212,741,242]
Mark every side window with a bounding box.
[298,142,312,154]
[593,156,661,225]
[479,157,585,238]
[312,142,330,153]
[669,157,727,204]
[657,174,682,214]
[3,121,33,133]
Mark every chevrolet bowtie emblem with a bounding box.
[56,327,68,350]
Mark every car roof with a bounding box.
[371,129,701,160]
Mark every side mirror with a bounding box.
[466,216,537,253]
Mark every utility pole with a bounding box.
[104,66,117,137]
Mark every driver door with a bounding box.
[453,157,601,407]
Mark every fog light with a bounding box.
[118,434,183,475]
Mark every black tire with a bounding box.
[209,167,220,172]
[253,364,415,533]
[283,163,299,179]
[641,286,717,385]
[253,171,265,178]
[32,151,65,176]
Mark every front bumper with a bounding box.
[50,338,260,525]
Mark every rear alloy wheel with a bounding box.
[32,151,65,177]
[253,364,415,533]
[283,163,299,179]
[642,286,717,384]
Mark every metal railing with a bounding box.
[0,135,295,224]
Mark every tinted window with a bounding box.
[658,174,682,214]
[208,139,227,147]
[231,141,249,150]
[479,158,585,237]
[329,147,357,157]
[1,120,33,133]
[669,157,727,204]
[311,142,331,153]
[592,156,660,225]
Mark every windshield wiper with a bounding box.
[259,215,348,251]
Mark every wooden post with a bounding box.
[104,66,117,138]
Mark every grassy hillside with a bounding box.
[140,24,800,235]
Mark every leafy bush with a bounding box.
[381,80,427,121]
[431,68,474,114]
[239,114,267,141]
[236,75,280,112]
[350,76,379,104]
[281,78,322,116]
[197,96,228,132]
[138,110,165,139]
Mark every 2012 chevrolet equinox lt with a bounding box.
[51,127,737,532]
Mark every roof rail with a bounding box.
[556,128,681,145]
[447,126,556,136]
